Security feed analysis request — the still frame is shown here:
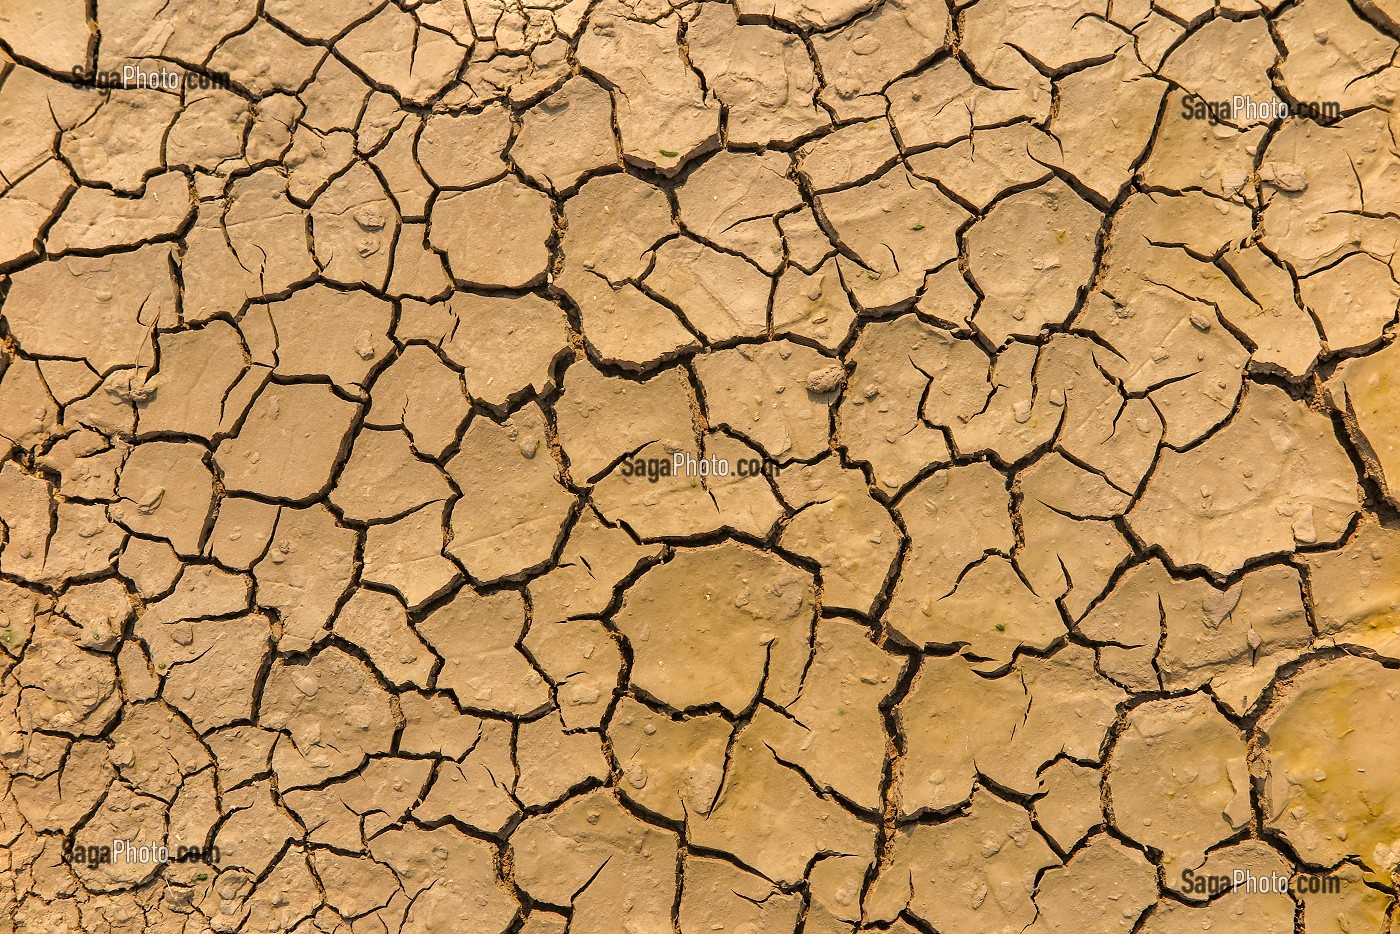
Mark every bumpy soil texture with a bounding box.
[2,0,1400,931]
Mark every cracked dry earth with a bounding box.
[3,0,1400,932]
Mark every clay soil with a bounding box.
[1,0,1399,931]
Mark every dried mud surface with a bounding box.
[1,0,1399,931]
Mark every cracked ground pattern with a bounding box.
[1,0,1400,930]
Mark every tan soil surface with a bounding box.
[1,1,1399,932]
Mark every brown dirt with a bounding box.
[1,0,1399,931]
